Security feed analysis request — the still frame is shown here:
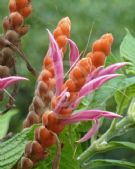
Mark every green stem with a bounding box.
[78,117,132,163]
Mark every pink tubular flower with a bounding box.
[0,76,28,90]
[45,31,127,143]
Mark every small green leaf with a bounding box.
[0,125,37,169]
[109,141,135,151]
[120,29,135,63]
[120,29,135,74]
[115,84,135,114]
[84,159,135,169]
[0,109,18,139]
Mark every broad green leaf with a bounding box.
[109,141,135,151]
[120,29,135,74]
[84,159,135,169]
[120,29,135,63]
[0,125,37,169]
[0,109,18,139]
[115,84,135,114]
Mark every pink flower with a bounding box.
[47,31,127,142]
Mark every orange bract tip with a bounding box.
[20,5,32,18]
[92,39,111,56]
[39,70,53,82]
[35,126,56,148]
[59,107,72,116]
[56,35,67,48]
[47,113,65,133]
[9,12,24,27]
[43,56,52,68]
[58,17,71,27]
[60,22,71,37]
[9,0,16,13]
[101,33,114,44]
[16,0,28,10]
[89,51,106,67]
[65,79,76,92]
[53,27,63,39]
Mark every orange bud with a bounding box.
[70,66,84,80]
[56,35,67,49]
[60,22,70,37]
[39,70,53,82]
[65,79,76,92]
[16,0,28,10]
[35,126,56,148]
[21,5,32,18]
[89,51,106,67]
[53,27,63,39]
[58,17,71,28]
[59,107,72,116]
[92,39,111,56]
[21,157,33,169]
[9,12,24,27]
[47,113,65,133]
[43,56,52,68]
[101,33,114,44]
[3,17,11,31]
[9,0,16,13]
[15,25,29,36]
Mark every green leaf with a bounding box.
[120,29,135,74]
[84,159,135,169]
[0,125,37,169]
[0,109,18,139]
[115,84,135,114]
[109,141,135,151]
[120,29,135,63]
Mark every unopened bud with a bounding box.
[3,17,11,31]
[0,65,10,77]
[27,111,40,125]
[9,0,17,13]
[20,157,33,169]
[15,25,29,36]
[24,141,44,163]
[9,12,24,28]
[5,30,19,44]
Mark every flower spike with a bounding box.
[47,30,64,96]
[0,76,28,90]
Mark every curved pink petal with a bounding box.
[62,110,122,124]
[54,89,70,114]
[47,30,64,96]
[68,39,79,67]
[77,120,100,143]
[0,76,28,90]
[86,66,104,82]
[79,74,121,98]
[98,62,129,76]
